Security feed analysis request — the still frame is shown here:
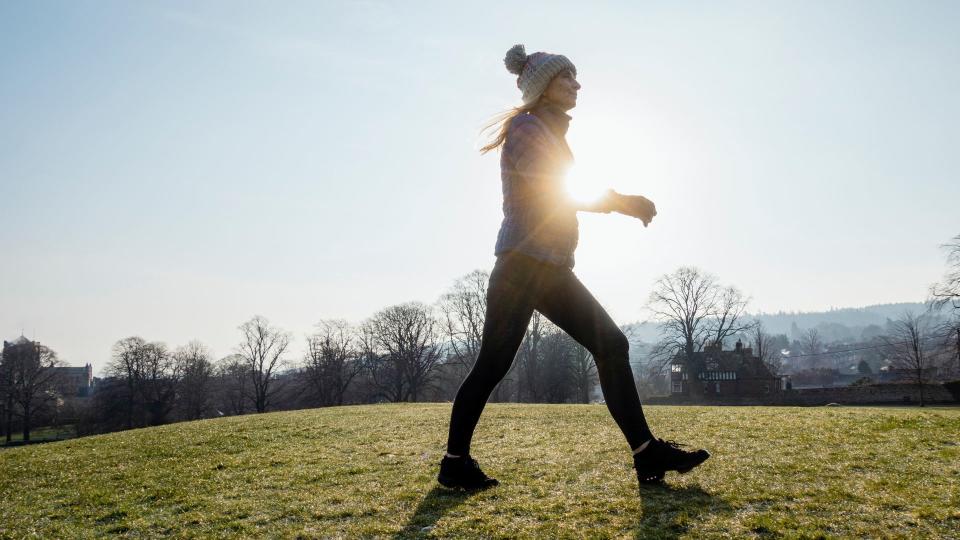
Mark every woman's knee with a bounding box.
[464,351,514,389]
[596,331,630,365]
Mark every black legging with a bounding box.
[446,251,654,456]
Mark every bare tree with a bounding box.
[512,315,592,403]
[347,323,381,402]
[304,319,363,406]
[885,312,934,407]
[799,328,824,367]
[646,267,753,380]
[928,234,960,379]
[174,341,214,420]
[440,270,488,359]
[515,312,548,402]
[365,302,443,402]
[215,354,249,416]
[539,330,577,403]
[107,337,179,427]
[438,270,489,376]
[633,362,669,399]
[109,337,175,426]
[929,233,960,311]
[1,338,62,442]
[751,321,782,375]
[107,336,144,428]
[140,341,179,426]
[237,316,291,413]
[710,286,754,347]
[936,321,960,380]
[567,338,597,403]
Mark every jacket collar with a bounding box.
[531,102,572,138]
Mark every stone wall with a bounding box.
[779,382,955,406]
[647,382,958,406]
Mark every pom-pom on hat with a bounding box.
[504,44,577,104]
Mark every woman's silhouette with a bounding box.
[438,44,709,489]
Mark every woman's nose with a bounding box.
[573,80,581,90]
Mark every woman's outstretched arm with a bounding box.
[574,190,658,226]
[572,189,617,214]
[506,118,657,226]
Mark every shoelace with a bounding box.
[659,439,704,460]
[660,439,686,449]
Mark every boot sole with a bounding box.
[437,474,498,490]
[636,450,711,480]
[636,471,666,484]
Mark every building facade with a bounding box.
[3,337,94,397]
[670,340,782,398]
[52,365,94,397]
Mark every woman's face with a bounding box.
[542,69,581,111]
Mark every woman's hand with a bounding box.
[610,191,657,227]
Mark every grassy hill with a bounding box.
[1,404,958,538]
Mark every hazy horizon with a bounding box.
[2,2,958,372]
[3,297,939,375]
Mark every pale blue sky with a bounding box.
[2,1,958,372]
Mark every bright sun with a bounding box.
[563,119,628,206]
[562,116,664,208]
[565,165,609,206]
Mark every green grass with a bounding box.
[1,404,958,538]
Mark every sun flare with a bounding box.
[565,165,609,206]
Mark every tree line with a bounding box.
[3,234,958,440]
[66,269,603,436]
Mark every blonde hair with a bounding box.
[478,99,541,154]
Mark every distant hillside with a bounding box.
[751,302,932,339]
[0,404,957,537]
[623,301,932,344]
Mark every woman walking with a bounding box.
[438,44,710,489]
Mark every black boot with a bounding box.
[437,455,499,490]
[633,439,710,484]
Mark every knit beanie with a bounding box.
[504,44,577,104]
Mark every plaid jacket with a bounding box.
[494,105,579,268]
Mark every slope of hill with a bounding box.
[1,403,958,538]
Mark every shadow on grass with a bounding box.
[394,485,484,539]
[634,482,731,539]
